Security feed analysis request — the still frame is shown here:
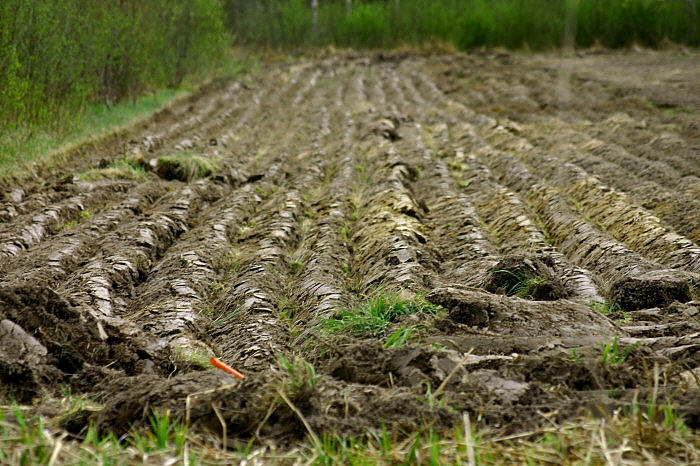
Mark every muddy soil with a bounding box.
[1,49,699,447]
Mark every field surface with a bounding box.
[1,50,699,458]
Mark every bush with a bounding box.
[222,0,700,51]
[0,0,229,130]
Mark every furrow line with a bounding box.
[136,81,242,154]
[0,181,170,287]
[0,181,135,263]
[528,183,693,311]
[417,158,501,288]
[125,184,262,366]
[56,184,211,320]
[478,121,700,272]
[352,152,435,292]
[212,158,327,371]
[399,68,605,303]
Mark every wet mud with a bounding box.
[1,49,699,446]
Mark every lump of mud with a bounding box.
[484,254,568,301]
[428,285,618,337]
[0,285,172,402]
[428,287,491,326]
[610,270,694,312]
[154,154,219,182]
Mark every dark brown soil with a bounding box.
[1,49,699,447]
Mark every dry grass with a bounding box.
[1,391,697,465]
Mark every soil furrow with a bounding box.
[125,183,262,367]
[0,181,135,262]
[417,159,501,288]
[0,181,170,287]
[212,158,327,371]
[56,183,212,320]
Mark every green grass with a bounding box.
[0,89,186,182]
[601,333,643,366]
[589,300,617,315]
[1,400,697,464]
[322,288,442,338]
[492,269,550,300]
[227,0,700,51]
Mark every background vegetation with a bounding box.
[224,0,699,50]
[0,0,228,131]
[2,0,696,136]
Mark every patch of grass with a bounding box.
[170,347,214,370]
[323,289,442,338]
[492,270,549,299]
[589,300,617,315]
[561,347,583,363]
[279,356,318,396]
[0,89,186,182]
[341,222,352,242]
[0,394,698,464]
[447,160,465,172]
[77,155,150,182]
[155,151,220,182]
[383,325,416,348]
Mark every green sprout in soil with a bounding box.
[589,300,617,315]
[383,325,415,349]
[323,289,442,338]
[278,356,318,403]
[601,334,642,366]
[561,347,583,363]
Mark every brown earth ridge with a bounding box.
[1,49,699,447]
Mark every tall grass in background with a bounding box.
[0,0,228,132]
[224,0,699,50]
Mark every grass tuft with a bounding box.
[323,288,442,338]
[155,151,221,182]
[492,269,549,300]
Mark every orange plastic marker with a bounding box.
[210,357,246,379]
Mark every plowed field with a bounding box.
[2,50,699,448]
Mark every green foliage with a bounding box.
[383,325,415,348]
[324,289,441,338]
[0,0,228,130]
[223,0,700,50]
[601,334,642,366]
[492,270,549,300]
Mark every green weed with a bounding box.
[383,325,415,349]
[323,289,441,338]
[278,356,318,402]
[492,270,549,299]
[561,347,583,363]
[589,300,617,315]
[601,334,642,366]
